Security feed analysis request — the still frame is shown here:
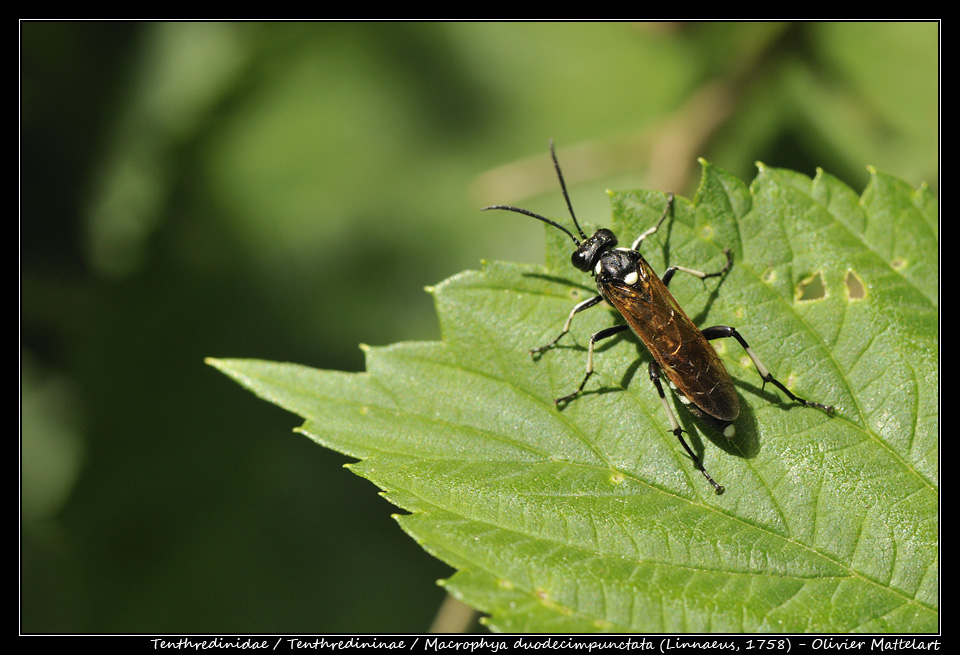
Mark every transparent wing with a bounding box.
[602,261,739,423]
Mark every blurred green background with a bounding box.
[21,22,937,633]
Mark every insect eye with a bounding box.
[572,229,618,273]
[571,249,593,272]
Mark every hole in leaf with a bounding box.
[797,272,825,301]
[844,269,865,300]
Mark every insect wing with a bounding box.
[602,262,739,422]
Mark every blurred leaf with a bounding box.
[210,162,936,633]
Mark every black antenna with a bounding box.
[481,139,585,247]
[480,205,581,246]
[548,138,587,241]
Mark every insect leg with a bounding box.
[701,325,834,413]
[630,193,675,251]
[530,294,603,357]
[649,361,725,495]
[554,324,628,406]
[661,248,733,287]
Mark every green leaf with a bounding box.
[208,161,937,633]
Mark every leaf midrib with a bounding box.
[291,354,934,615]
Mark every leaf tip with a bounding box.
[359,343,371,353]
[205,357,234,374]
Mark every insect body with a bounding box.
[483,141,833,495]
